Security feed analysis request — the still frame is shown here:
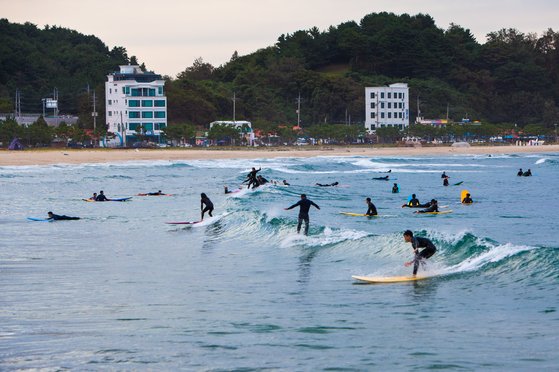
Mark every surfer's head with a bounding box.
[300,194,307,199]
[366,197,371,202]
[403,230,413,243]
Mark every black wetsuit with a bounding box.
[392,185,399,193]
[316,182,338,187]
[49,214,80,221]
[373,176,389,180]
[407,198,420,207]
[366,202,377,216]
[418,204,438,213]
[523,170,532,177]
[147,192,163,196]
[286,198,320,235]
[443,178,449,186]
[258,177,269,185]
[246,169,261,189]
[462,197,473,204]
[411,237,437,275]
[517,170,523,176]
[201,196,214,218]
[95,194,108,201]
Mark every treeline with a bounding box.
[1,13,559,136]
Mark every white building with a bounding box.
[365,83,409,133]
[105,65,167,146]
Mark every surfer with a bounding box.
[403,230,437,275]
[402,194,420,208]
[517,168,523,176]
[365,197,378,216]
[47,212,80,221]
[245,167,261,189]
[392,183,399,193]
[87,192,97,201]
[95,191,109,201]
[146,190,163,196]
[462,193,473,204]
[200,193,214,220]
[316,182,339,187]
[284,194,320,235]
[416,199,439,213]
[522,169,532,177]
[257,175,269,185]
[443,177,449,186]
[282,180,290,186]
[441,171,448,179]
[373,176,389,180]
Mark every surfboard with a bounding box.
[83,197,132,202]
[416,210,453,215]
[165,220,202,225]
[453,181,464,186]
[352,275,428,283]
[339,212,379,217]
[27,217,53,222]
[137,193,172,196]
[166,212,230,226]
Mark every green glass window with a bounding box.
[142,100,153,107]
[143,123,153,131]
[149,88,156,96]
[129,100,140,107]
[154,111,166,118]
[154,100,165,107]
[131,88,140,96]
[142,111,153,119]
[129,123,140,131]
[158,87,164,95]
[157,123,166,130]
[129,111,140,118]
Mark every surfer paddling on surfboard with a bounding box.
[403,230,437,276]
[285,194,320,235]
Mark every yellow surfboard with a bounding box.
[352,275,428,283]
[461,189,471,203]
[340,212,378,217]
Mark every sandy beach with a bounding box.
[0,145,557,166]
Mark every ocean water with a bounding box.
[1,152,558,370]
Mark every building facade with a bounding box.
[364,83,409,133]
[105,65,167,146]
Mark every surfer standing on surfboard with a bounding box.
[200,193,214,220]
[403,230,437,275]
[284,194,320,235]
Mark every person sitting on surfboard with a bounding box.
[47,212,80,221]
[462,193,473,204]
[95,191,109,201]
[392,183,399,193]
[522,169,532,177]
[441,171,448,179]
[200,193,214,220]
[416,199,439,213]
[517,168,523,176]
[403,230,437,276]
[402,194,420,208]
[284,194,320,236]
[316,182,339,187]
[365,197,378,216]
[86,192,97,201]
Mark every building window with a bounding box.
[370,102,375,109]
[154,111,166,118]
[381,92,385,99]
[371,112,375,118]
[399,93,403,99]
[142,100,153,107]
[399,102,403,109]
[154,100,166,107]
[370,92,375,99]
[158,87,163,95]
[158,123,166,130]
[142,111,153,119]
[388,102,392,109]
[129,111,140,119]
[388,112,392,118]
[108,99,112,105]
[143,123,153,131]
[399,112,403,119]
[381,112,385,119]
[108,111,112,117]
[129,123,140,131]
[371,124,376,129]
[388,92,391,99]
[380,102,384,109]
[129,100,140,107]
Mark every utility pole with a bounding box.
[92,90,97,131]
[232,91,236,123]
[446,102,449,121]
[296,92,302,127]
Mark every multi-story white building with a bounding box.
[105,65,167,146]
[364,83,409,133]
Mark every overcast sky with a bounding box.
[2,0,558,77]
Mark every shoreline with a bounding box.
[0,145,557,166]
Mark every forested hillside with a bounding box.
[1,13,558,133]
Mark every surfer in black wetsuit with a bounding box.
[416,199,439,213]
[403,230,437,275]
[365,197,377,216]
[392,183,399,193]
[285,194,320,235]
[245,167,261,189]
[373,176,389,180]
[441,171,448,179]
[462,193,473,204]
[523,169,532,177]
[200,193,214,220]
[443,177,449,186]
[282,180,290,186]
[316,182,339,187]
[47,212,80,221]
[257,175,269,185]
[147,190,163,196]
[402,194,420,208]
[95,191,109,201]
[517,168,523,176]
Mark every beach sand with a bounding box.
[1,145,557,166]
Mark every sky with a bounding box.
[2,0,558,77]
